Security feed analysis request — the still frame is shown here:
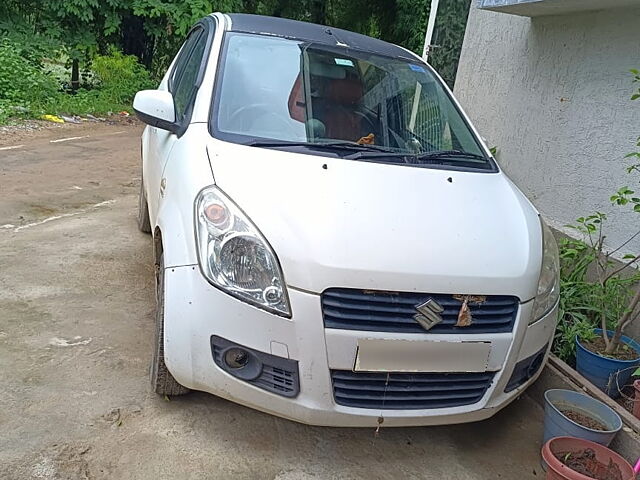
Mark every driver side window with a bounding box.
[170,26,208,125]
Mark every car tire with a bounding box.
[151,254,190,396]
[137,177,152,234]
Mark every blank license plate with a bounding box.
[354,338,491,373]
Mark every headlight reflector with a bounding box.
[531,219,560,323]
[195,186,290,316]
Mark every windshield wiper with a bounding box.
[247,141,488,167]
[246,140,397,154]
[345,149,487,164]
[414,150,487,162]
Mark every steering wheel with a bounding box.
[353,109,378,135]
[227,103,300,138]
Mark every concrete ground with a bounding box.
[1,121,545,479]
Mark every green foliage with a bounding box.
[45,89,122,116]
[91,49,155,104]
[133,0,243,38]
[326,0,430,55]
[552,233,638,363]
[0,40,152,122]
[610,186,640,213]
[387,0,431,54]
[132,0,244,76]
[623,69,640,213]
[45,50,154,116]
[0,39,59,121]
[0,24,62,69]
[631,68,640,99]
[554,73,640,361]
[429,0,472,87]
[0,0,472,120]
[0,0,471,82]
[0,40,59,103]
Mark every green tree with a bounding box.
[2,0,129,89]
[131,0,242,76]
[429,0,472,87]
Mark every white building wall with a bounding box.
[454,4,640,254]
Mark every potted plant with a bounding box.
[555,208,640,397]
[543,390,622,447]
[555,71,640,397]
[541,436,635,480]
[568,214,640,396]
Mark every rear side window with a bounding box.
[170,27,208,123]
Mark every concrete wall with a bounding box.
[454,3,640,255]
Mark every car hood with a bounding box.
[207,142,542,301]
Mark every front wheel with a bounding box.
[150,254,189,396]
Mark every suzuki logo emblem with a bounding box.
[413,299,444,331]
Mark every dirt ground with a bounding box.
[1,121,547,479]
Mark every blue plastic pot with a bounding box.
[575,329,640,397]
[543,389,622,446]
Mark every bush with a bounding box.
[0,38,59,110]
[43,50,155,116]
[553,219,640,364]
[553,71,640,364]
[91,49,155,105]
[553,236,605,363]
[0,42,155,122]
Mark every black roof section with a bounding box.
[226,13,418,61]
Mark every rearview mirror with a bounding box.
[133,90,177,133]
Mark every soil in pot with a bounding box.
[614,381,640,419]
[614,384,636,415]
[581,337,640,361]
[554,448,623,480]
[559,408,608,431]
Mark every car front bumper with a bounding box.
[163,264,557,427]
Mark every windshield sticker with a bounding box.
[334,58,354,67]
[409,64,426,73]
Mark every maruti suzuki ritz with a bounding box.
[133,12,560,427]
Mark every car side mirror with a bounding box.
[133,90,177,133]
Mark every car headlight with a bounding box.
[194,186,291,317]
[530,218,560,323]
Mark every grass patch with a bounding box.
[0,41,154,124]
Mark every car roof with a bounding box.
[224,13,418,61]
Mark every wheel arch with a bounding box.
[154,197,199,268]
[153,226,163,267]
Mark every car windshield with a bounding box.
[213,32,490,168]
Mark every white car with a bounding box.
[134,12,560,427]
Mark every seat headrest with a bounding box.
[326,78,363,105]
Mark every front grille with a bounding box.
[331,370,495,409]
[322,288,519,334]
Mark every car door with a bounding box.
[145,22,211,225]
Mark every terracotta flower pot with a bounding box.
[541,436,635,480]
